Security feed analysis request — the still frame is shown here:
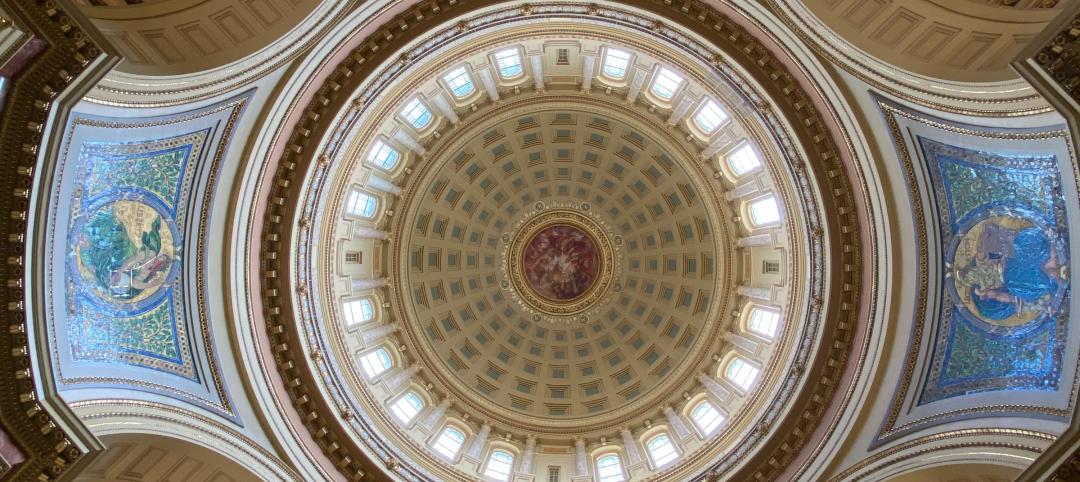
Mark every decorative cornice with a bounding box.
[70,399,301,481]
[1031,11,1080,108]
[765,0,1054,117]
[0,0,118,479]
[831,428,1054,481]
[1011,5,1080,481]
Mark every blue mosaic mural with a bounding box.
[65,131,207,381]
[918,137,1070,403]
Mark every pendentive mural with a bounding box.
[46,92,252,418]
[919,137,1069,403]
[68,133,198,378]
[875,96,1078,443]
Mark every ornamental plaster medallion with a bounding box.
[503,206,619,320]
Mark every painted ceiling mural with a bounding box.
[918,137,1068,403]
[522,224,600,301]
[68,133,198,379]
[875,96,1079,444]
[46,92,252,419]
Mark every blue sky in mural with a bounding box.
[918,137,1069,404]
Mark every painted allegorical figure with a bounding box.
[952,214,1066,328]
[74,199,177,306]
[522,224,600,301]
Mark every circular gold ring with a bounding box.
[505,209,615,316]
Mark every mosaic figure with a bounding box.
[64,132,204,378]
[916,136,1070,403]
[73,198,178,307]
[951,212,1065,328]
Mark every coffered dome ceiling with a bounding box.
[9,0,1080,481]
[396,102,735,426]
[253,1,865,481]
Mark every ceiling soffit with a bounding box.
[71,0,322,76]
[767,0,1056,116]
[251,2,871,481]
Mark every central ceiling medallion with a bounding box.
[523,224,599,301]
[503,204,619,320]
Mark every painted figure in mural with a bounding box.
[952,215,1065,326]
[74,199,176,305]
[523,224,600,301]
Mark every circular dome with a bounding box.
[392,103,733,427]
[252,2,870,481]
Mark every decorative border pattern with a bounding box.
[1031,11,1080,106]
[830,428,1053,481]
[71,399,301,481]
[0,1,117,479]
[44,93,252,420]
[64,130,203,379]
[917,137,1069,403]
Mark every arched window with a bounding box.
[645,433,678,467]
[443,66,475,97]
[690,400,725,435]
[725,357,760,391]
[747,307,780,339]
[343,298,374,326]
[596,454,626,482]
[727,143,761,176]
[493,48,523,78]
[694,99,728,134]
[359,348,392,379]
[390,392,424,424]
[483,449,514,481]
[602,48,632,79]
[433,426,466,459]
[345,189,378,218]
[650,67,684,100]
[748,196,781,227]
[366,140,400,171]
[401,98,433,129]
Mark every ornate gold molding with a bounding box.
[875,98,1078,444]
[1011,6,1080,481]
[70,399,300,481]
[830,428,1053,481]
[503,207,617,319]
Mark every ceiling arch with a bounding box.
[70,0,321,76]
[73,433,264,482]
[768,0,1059,115]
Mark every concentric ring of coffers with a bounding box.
[389,101,731,428]
[283,3,838,481]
